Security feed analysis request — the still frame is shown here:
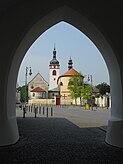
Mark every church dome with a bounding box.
[57,68,84,84]
[62,68,80,76]
[50,58,59,65]
[50,47,59,65]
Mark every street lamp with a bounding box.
[88,74,93,110]
[25,67,32,103]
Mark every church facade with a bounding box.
[28,73,49,100]
[57,58,84,105]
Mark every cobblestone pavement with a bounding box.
[0,106,123,163]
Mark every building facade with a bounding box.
[57,58,84,105]
[28,73,49,100]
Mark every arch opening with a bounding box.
[1,6,123,148]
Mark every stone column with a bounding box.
[105,66,123,148]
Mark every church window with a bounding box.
[33,93,35,97]
[53,70,56,75]
[31,85,34,89]
[60,82,63,86]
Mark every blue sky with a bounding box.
[17,21,109,87]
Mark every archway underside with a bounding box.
[0,3,123,148]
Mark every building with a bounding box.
[48,46,60,103]
[28,73,49,100]
[57,58,84,105]
[49,46,60,90]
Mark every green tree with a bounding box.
[95,82,110,96]
[68,73,83,105]
[81,84,91,101]
[17,85,28,103]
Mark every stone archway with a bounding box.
[0,4,123,148]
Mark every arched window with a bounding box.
[52,70,56,75]
[60,82,63,86]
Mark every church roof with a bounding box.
[57,68,83,83]
[31,87,45,92]
[50,58,59,65]
[28,73,48,85]
[62,68,80,76]
[50,47,59,65]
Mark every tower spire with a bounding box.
[54,43,55,50]
[53,44,56,59]
[49,45,60,90]
[50,44,59,64]
[68,57,73,70]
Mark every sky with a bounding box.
[17,21,110,87]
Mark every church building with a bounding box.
[57,57,84,105]
[28,73,49,100]
[28,45,99,106]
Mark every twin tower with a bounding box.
[49,46,73,90]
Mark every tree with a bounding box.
[81,84,91,101]
[95,82,110,96]
[17,85,28,103]
[68,73,83,105]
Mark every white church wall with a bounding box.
[28,98,56,105]
[49,68,59,90]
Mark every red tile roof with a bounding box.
[31,87,45,92]
[57,68,83,84]
[62,68,80,76]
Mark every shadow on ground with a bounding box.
[0,117,123,163]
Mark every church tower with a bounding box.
[68,57,73,70]
[49,45,60,90]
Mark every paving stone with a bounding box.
[0,107,123,163]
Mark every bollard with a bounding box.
[43,106,45,115]
[39,106,41,114]
[34,106,37,118]
[51,107,53,116]
[46,107,48,117]
[23,106,26,118]
[28,105,30,112]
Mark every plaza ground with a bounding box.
[16,105,110,129]
[0,106,123,163]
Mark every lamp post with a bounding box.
[88,74,93,110]
[25,66,32,103]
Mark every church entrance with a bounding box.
[56,97,60,105]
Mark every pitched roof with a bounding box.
[31,87,45,92]
[57,68,83,83]
[28,73,49,85]
[85,83,99,93]
[63,68,80,76]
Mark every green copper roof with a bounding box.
[48,87,60,92]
